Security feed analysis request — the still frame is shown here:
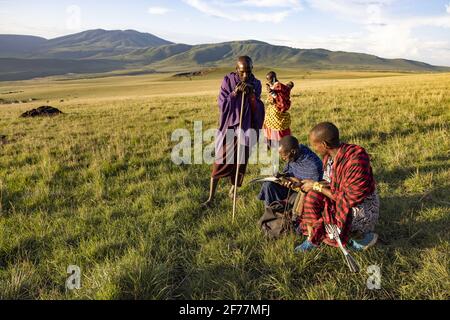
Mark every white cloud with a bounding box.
[306,0,395,24]
[365,13,450,61]
[274,31,450,66]
[240,0,301,7]
[366,24,419,59]
[273,33,363,51]
[446,3,450,14]
[184,0,450,65]
[148,6,170,15]
[298,0,450,65]
[183,0,302,23]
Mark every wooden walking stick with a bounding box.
[232,89,246,223]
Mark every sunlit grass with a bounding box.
[0,70,449,299]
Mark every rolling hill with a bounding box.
[0,35,47,58]
[36,29,173,59]
[141,40,446,72]
[0,29,448,81]
[0,29,173,59]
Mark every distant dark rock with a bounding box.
[173,69,213,78]
[0,135,7,145]
[20,106,63,118]
[1,90,24,95]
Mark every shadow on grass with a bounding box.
[0,235,51,268]
[376,163,449,186]
[378,192,449,250]
[347,121,448,145]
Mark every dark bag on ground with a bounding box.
[258,193,299,239]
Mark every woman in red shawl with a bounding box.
[286,122,380,252]
[263,71,294,149]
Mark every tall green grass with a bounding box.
[0,72,449,299]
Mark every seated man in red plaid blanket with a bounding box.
[286,122,380,252]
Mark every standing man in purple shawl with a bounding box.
[202,56,265,208]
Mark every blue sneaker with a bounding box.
[349,233,378,251]
[295,240,318,253]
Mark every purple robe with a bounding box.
[215,72,265,161]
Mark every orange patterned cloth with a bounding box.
[264,104,291,131]
[264,82,293,141]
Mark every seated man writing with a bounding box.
[287,122,380,252]
[258,135,323,208]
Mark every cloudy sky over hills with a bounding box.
[1,0,449,66]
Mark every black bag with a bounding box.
[258,193,298,239]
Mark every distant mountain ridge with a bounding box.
[0,35,47,57]
[0,29,448,81]
[0,29,173,59]
[127,40,447,72]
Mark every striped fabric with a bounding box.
[301,143,376,246]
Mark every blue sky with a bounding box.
[1,0,449,66]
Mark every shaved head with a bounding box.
[237,56,253,70]
[280,135,299,151]
[310,122,340,148]
[279,135,300,162]
[236,56,253,82]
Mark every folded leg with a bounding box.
[299,191,327,245]
[258,182,290,207]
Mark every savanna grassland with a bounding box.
[0,69,449,300]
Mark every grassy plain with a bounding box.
[0,69,449,299]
